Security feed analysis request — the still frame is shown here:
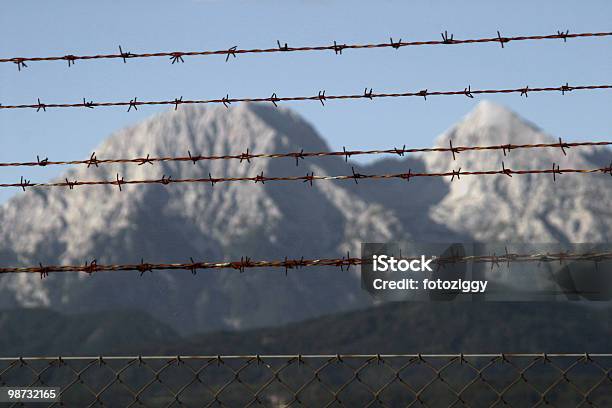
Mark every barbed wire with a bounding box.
[0,83,610,112]
[1,139,609,169]
[2,30,611,70]
[1,353,610,361]
[2,250,610,277]
[0,353,610,407]
[2,163,611,192]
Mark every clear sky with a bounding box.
[1,0,610,204]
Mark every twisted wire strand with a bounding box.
[1,140,610,169]
[0,353,610,361]
[1,83,610,111]
[2,30,611,67]
[3,163,611,191]
[2,251,611,276]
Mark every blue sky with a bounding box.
[1,0,610,204]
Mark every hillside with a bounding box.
[1,302,610,357]
[0,308,177,356]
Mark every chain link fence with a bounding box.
[0,354,610,407]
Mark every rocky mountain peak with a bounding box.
[423,101,611,243]
[0,101,609,333]
[435,100,548,147]
[93,104,330,173]
[0,103,402,332]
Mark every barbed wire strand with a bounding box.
[0,353,610,361]
[1,83,610,111]
[2,250,611,277]
[2,140,610,169]
[3,163,611,192]
[2,30,611,69]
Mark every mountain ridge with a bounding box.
[1,300,610,356]
[0,101,610,333]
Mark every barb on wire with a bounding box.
[401,168,412,181]
[36,155,48,166]
[332,41,346,55]
[221,94,231,108]
[451,167,462,181]
[225,46,237,62]
[449,140,459,160]
[1,251,611,276]
[1,164,609,191]
[65,55,77,67]
[3,30,611,68]
[118,45,132,63]
[317,90,326,106]
[521,86,529,98]
[86,152,99,168]
[557,137,570,155]
[35,98,46,112]
[269,92,279,107]
[441,31,454,44]
[277,40,289,51]
[501,162,512,177]
[65,178,77,190]
[137,154,153,166]
[291,149,305,166]
[170,52,184,64]
[115,173,125,191]
[13,58,27,71]
[1,83,610,111]
[552,162,562,181]
[173,96,183,110]
[464,85,474,98]
[239,149,251,163]
[558,30,570,42]
[304,171,315,186]
[127,97,138,112]
[18,176,31,191]
[82,98,95,109]
[561,82,572,95]
[497,30,510,48]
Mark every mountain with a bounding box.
[0,104,406,333]
[0,308,178,356]
[163,301,612,355]
[424,101,612,242]
[1,301,610,356]
[0,101,610,334]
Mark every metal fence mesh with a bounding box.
[1,354,610,407]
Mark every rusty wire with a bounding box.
[1,139,609,169]
[0,83,610,112]
[2,250,610,277]
[2,163,611,192]
[0,354,610,407]
[2,30,611,69]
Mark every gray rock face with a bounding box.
[0,101,609,333]
[423,101,612,243]
[0,104,404,333]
